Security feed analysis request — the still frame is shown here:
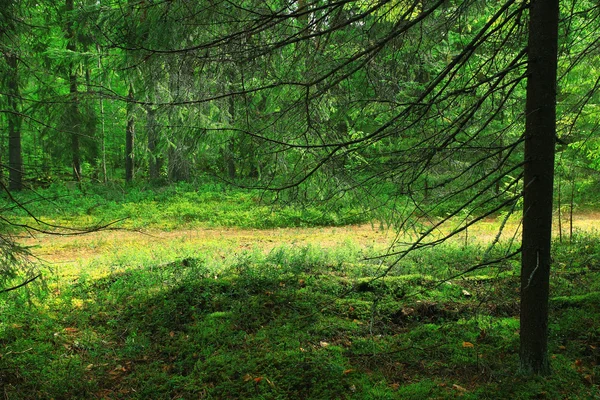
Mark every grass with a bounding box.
[1,181,369,231]
[0,233,599,399]
[1,183,599,398]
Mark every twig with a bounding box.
[0,274,41,294]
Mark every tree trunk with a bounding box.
[146,106,160,181]
[225,139,236,180]
[66,0,81,180]
[520,0,559,375]
[225,93,236,179]
[168,145,188,182]
[126,84,135,183]
[69,73,81,180]
[6,52,23,191]
[98,62,107,182]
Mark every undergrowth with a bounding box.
[0,236,598,399]
[1,181,368,231]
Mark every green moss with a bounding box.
[1,230,599,398]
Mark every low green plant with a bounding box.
[0,233,598,398]
[3,180,370,231]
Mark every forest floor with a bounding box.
[2,210,600,399]
[19,211,600,272]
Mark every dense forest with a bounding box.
[1,0,600,398]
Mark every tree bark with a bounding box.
[65,0,81,180]
[126,84,135,182]
[6,52,23,191]
[146,106,160,181]
[225,139,236,180]
[98,47,107,183]
[520,0,559,375]
[69,71,81,180]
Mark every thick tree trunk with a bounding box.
[520,0,559,375]
[126,85,135,183]
[6,52,23,191]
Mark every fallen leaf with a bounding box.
[243,374,253,382]
[254,377,263,383]
[320,341,329,348]
[462,341,474,348]
[343,369,354,375]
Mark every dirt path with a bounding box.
[18,212,600,268]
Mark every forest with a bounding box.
[1,0,600,398]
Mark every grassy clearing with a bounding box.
[2,184,600,398]
[1,233,599,399]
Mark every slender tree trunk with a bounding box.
[569,173,575,242]
[69,73,81,180]
[126,84,135,183]
[225,94,236,179]
[99,82,107,182]
[226,139,236,180]
[146,106,160,181]
[520,0,559,375]
[96,44,107,182]
[557,172,562,243]
[65,0,81,180]
[6,52,23,191]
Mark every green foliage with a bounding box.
[1,0,600,395]
[0,236,598,398]
[4,180,369,230]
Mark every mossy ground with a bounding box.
[1,185,599,399]
[1,235,599,399]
